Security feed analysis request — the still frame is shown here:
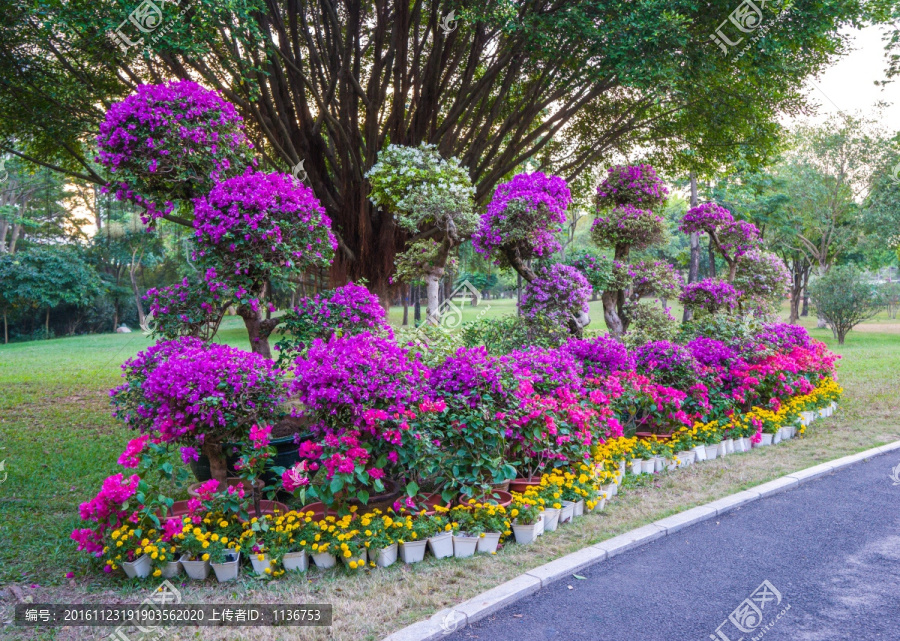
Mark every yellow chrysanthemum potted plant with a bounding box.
[472,502,508,554]
[450,504,480,558]
[426,509,454,559]
[308,517,339,568]
[362,511,398,568]
[397,513,434,564]
[509,500,542,545]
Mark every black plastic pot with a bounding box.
[189,435,310,483]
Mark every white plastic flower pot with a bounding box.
[512,522,539,545]
[179,554,210,580]
[211,552,240,583]
[734,437,747,453]
[760,433,774,446]
[161,560,182,579]
[589,497,607,512]
[453,535,479,558]
[477,532,501,554]
[773,430,782,444]
[399,540,427,564]
[122,554,152,579]
[619,460,626,477]
[559,500,575,524]
[631,459,642,475]
[677,451,695,467]
[542,507,561,532]
[282,550,308,572]
[717,441,728,457]
[641,459,655,474]
[535,513,545,537]
[610,479,619,496]
[573,500,585,517]
[375,542,398,568]
[693,444,707,462]
[312,552,337,569]
[705,444,719,460]
[250,553,273,575]
[341,550,366,569]
[665,458,678,472]
[427,532,454,559]
[725,438,735,454]
[654,457,666,472]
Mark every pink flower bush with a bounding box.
[117,435,149,468]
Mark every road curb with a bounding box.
[381,439,900,641]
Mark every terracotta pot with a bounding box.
[298,502,339,521]
[156,500,193,524]
[244,500,289,520]
[492,480,511,492]
[509,476,543,494]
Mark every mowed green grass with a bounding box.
[1,302,899,610]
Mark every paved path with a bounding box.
[443,452,900,641]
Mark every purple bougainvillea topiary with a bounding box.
[679,278,741,314]
[595,164,669,209]
[192,170,337,307]
[519,263,591,330]
[96,80,255,220]
[472,172,571,262]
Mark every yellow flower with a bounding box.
[201,553,210,561]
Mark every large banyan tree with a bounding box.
[0,0,870,297]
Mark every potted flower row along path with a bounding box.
[71,302,841,585]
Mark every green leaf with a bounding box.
[330,477,344,494]
[357,489,370,504]
[573,574,586,580]
[406,480,419,497]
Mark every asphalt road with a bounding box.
[442,451,900,641]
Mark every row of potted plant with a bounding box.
[612,379,841,474]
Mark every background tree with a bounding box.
[809,265,884,344]
[0,246,102,339]
[0,0,875,299]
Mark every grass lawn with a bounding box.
[1,308,899,640]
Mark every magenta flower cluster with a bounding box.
[430,346,515,408]
[633,340,700,387]
[561,335,633,378]
[292,332,426,429]
[96,80,254,220]
[591,204,666,250]
[192,171,337,303]
[519,263,591,326]
[679,278,740,314]
[596,164,669,208]
[275,282,392,364]
[679,202,733,235]
[472,172,571,261]
[111,338,286,445]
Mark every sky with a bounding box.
[798,25,900,131]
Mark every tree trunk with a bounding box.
[683,175,700,323]
[3,310,7,344]
[238,304,279,358]
[424,269,444,324]
[8,223,21,255]
[413,284,421,324]
[0,219,7,252]
[801,269,810,317]
[708,243,717,278]
[815,264,828,328]
[128,259,146,329]
[788,261,803,324]
[45,307,50,339]
[602,245,630,338]
[402,284,409,326]
[201,439,228,487]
